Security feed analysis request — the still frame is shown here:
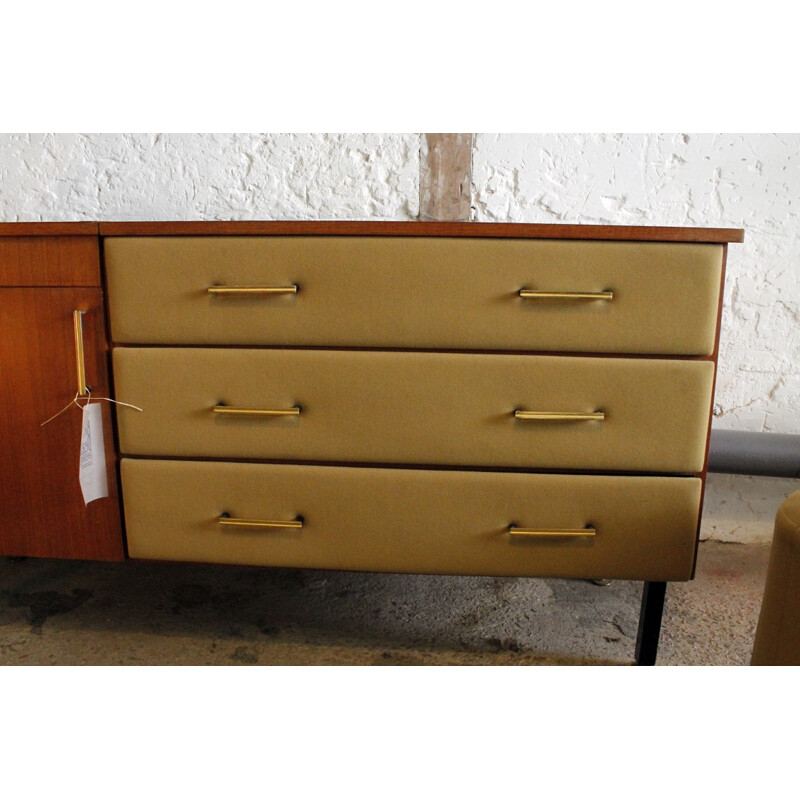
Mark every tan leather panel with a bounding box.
[105,237,723,355]
[121,459,701,581]
[113,348,714,472]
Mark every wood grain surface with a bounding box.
[0,236,101,286]
[0,288,124,560]
[97,219,745,243]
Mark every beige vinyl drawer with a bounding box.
[105,236,723,355]
[121,459,702,581]
[113,348,715,473]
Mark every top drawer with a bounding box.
[105,236,723,355]
[0,236,101,286]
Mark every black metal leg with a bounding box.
[635,581,667,666]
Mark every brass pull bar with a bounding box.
[508,525,597,538]
[73,310,88,396]
[514,410,605,422]
[213,405,301,417]
[218,515,304,530]
[207,285,298,295]
[519,290,614,301]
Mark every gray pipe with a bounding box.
[707,430,800,478]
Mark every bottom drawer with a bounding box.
[121,460,702,581]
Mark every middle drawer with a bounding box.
[114,348,714,472]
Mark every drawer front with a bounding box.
[114,348,714,473]
[0,236,101,286]
[121,459,702,581]
[105,237,723,355]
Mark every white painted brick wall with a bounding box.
[0,133,420,221]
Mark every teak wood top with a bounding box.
[0,220,745,243]
[0,222,99,236]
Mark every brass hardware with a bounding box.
[213,405,301,417]
[73,310,88,396]
[207,285,298,295]
[514,410,605,422]
[218,515,304,530]
[519,290,614,301]
[508,525,597,538]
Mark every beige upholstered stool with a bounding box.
[751,491,800,665]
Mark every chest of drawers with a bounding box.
[1,220,743,664]
[98,221,740,663]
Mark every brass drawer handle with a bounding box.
[519,290,614,301]
[207,284,298,295]
[213,405,301,417]
[508,525,596,538]
[514,409,605,422]
[218,514,304,530]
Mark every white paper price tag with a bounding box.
[79,403,109,505]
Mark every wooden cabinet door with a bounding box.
[0,288,124,560]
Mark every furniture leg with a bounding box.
[635,581,667,665]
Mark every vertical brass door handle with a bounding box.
[73,310,88,396]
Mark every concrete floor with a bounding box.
[0,540,770,666]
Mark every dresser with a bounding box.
[0,221,743,664]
